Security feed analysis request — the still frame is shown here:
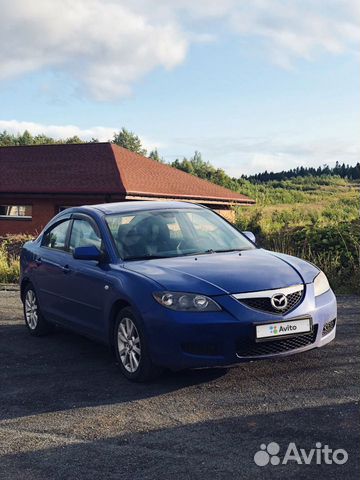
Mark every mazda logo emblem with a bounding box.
[271,293,288,310]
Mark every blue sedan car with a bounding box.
[20,201,337,381]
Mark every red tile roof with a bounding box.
[0,143,254,204]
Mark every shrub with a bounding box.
[246,222,360,294]
[0,245,20,284]
[0,234,33,284]
[0,234,34,257]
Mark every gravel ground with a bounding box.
[0,291,359,480]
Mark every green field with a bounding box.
[235,176,359,293]
[0,169,358,293]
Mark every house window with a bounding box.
[0,205,32,219]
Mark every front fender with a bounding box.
[103,266,164,342]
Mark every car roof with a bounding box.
[72,201,205,215]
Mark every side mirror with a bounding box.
[73,245,102,261]
[242,231,256,244]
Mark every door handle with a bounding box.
[62,265,71,274]
[35,257,42,266]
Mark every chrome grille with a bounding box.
[233,284,304,315]
[240,291,303,315]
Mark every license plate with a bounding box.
[256,318,311,340]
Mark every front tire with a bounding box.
[23,284,52,336]
[114,307,162,382]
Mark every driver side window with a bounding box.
[69,219,102,253]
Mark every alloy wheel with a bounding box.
[25,289,39,330]
[117,317,141,373]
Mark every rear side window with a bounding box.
[69,219,102,253]
[42,220,71,251]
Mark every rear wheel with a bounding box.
[114,307,162,382]
[23,284,52,336]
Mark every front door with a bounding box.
[60,215,110,338]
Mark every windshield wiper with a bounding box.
[184,248,245,255]
[125,248,248,261]
[211,248,246,253]
[181,249,215,256]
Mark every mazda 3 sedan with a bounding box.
[20,201,337,381]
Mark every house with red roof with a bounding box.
[0,143,254,235]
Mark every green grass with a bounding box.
[236,175,357,207]
[235,177,359,293]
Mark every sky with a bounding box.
[0,0,359,176]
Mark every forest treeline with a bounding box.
[242,163,360,182]
[1,128,359,185]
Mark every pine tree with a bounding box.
[112,128,147,155]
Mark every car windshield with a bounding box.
[105,208,255,261]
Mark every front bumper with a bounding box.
[144,285,337,370]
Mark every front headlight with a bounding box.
[314,271,330,297]
[153,292,222,312]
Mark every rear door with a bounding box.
[34,218,73,324]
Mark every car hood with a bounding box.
[124,249,320,295]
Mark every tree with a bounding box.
[64,135,83,144]
[17,130,34,145]
[0,129,86,146]
[33,134,56,145]
[148,148,164,163]
[0,131,16,146]
[170,151,239,190]
[112,127,147,156]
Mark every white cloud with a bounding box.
[1,119,358,175]
[0,119,164,152]
[227,0,360,67]
[171,135,360,176]
[0,0,358,100]
[0,0,188,101]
